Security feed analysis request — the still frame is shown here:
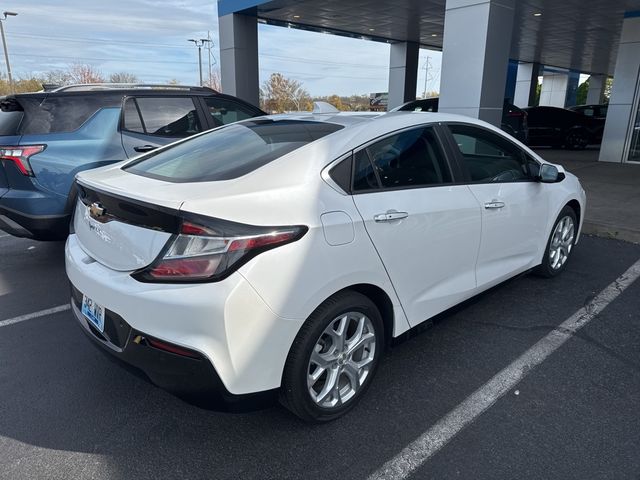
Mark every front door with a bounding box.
[445,123,549,286]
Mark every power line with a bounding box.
[10,52,198,65]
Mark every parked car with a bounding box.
[391,98,528,143]
[66,112,585,422]
[0,84,265,240]
[568,103,608,120]
[524,106,605,149]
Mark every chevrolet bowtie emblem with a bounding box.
[89,202,106,219]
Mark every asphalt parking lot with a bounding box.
[1,231,639,480]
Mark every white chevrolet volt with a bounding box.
[66,112,586,422]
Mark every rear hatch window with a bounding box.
[123,119,343,182]
[6,94,121,135]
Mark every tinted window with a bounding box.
[449,124,529,182]
[123,98,144,133]
[124,119,343,183]
[353,149,379,191]
[204,97,258,127]
[0,111,23,135]
[364,127,451,189]
[17,96,118,134]
[131,97,201,137]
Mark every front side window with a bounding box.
[124,97,201,137]
[124,119,343,183]
[448,124,530,183]
[354,127,452,191]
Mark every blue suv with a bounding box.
[0,84,264,240]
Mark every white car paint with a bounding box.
[65,111,586,398]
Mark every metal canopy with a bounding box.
[219,0,640,75]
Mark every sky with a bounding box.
[1,0,443,97]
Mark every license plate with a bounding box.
[81,294,105,332]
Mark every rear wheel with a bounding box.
[280,291,384,422]
[536,206,577,277]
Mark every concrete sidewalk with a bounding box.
[535,148,640,244]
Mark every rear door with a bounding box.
[351,125,482,326]
[121,96,205,158]
[444,123,549,287]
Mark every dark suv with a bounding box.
[0,84,264,240]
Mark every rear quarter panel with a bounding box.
[26,107,126,201]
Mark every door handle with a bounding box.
[134,145,158,153]
[484,200,505,209]
[374,211,409,222]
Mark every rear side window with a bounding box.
[124,119,343,182]
[17,96,118,134]
[354,127,452,191]
[123,97,201,137]
[204,97,259,127]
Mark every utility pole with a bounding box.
[0,11,17,94]
[422,56,431,99]
[206,31,212,88]
[188,38,211,86]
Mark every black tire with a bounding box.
[280,291,384,423]
[535,205,577,278]
[564,128,589,150]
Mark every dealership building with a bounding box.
[217,0,640,164]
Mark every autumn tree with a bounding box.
[67,64,105,84]
[260,73,312,113]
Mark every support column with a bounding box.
[439,0,515,127]
[539,72,569,107]
[219,13,260,107]
[586,74,607,104]
[564,71,580,107]
[513,62,541,107]
[387,42,419,109]
[600,14,640,163]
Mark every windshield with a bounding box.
[124,119,343,183]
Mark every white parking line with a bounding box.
[368,257,640,480]
[0,304,70,328]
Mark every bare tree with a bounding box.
[68,64,105,84]
[41,69,73,86]
[260,73,311,113]
[109,72,138,83]
[203,69,222,91]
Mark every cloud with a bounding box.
[1,0,442,96]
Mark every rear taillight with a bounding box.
[132,217,308,283]
[0,145,46,176]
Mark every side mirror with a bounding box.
[538,164,564,183]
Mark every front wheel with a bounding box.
[280,291,384,422]
[565,129,589,150]
[536,206,577,277]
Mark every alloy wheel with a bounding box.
[307,312,377,408]
[549,215,575,270]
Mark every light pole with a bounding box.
[0,11,17,93]
[188,38,211,86]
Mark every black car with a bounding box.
[568,103,608,120]
[391,98,528,143]
[0,84,265,240]
[524,106,605,150]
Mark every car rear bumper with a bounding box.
[0,205,69,239]
[69,285,277,411]
[65,233,303,403]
